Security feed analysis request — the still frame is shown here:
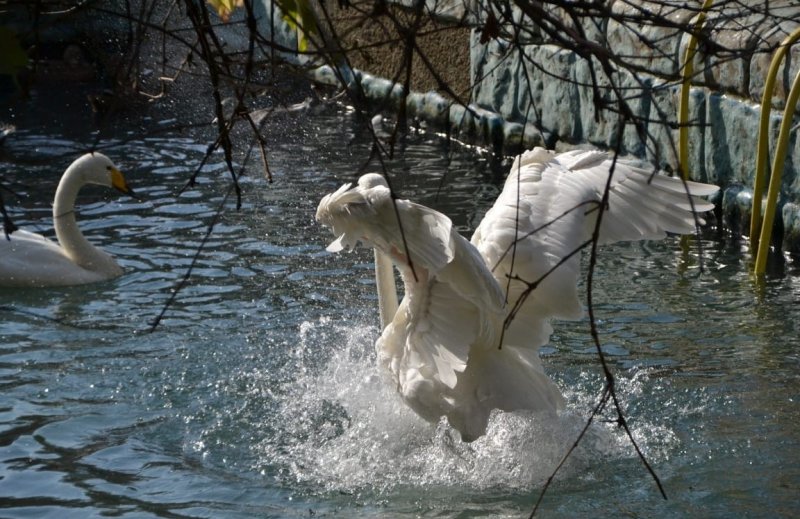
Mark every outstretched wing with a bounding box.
[471,147,718,347]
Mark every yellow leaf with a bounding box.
[206,0,243,22]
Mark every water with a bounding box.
[1,99,799,518]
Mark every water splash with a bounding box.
[249,317,679,494]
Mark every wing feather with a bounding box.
[472,147,719,340]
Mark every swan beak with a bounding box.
[326,234,346,252]
[110,167,140,199]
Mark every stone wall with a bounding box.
[326,3,471,96]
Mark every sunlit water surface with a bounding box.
[0,103,798,518]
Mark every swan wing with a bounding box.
[0,230,107,287]
[381,228,564,440]
[552,148,718,244]
[399,231,505,387]
[472,147,719,330]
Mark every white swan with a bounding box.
[1,152,134,287]
[316,147,718,441]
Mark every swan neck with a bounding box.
[52,164,117,274]
[53,166,82,220]
[374,248,399,330]
[53,166,87,253]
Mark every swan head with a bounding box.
[316,173,391,253]
[68,152,135,197]
[357,173,388,190]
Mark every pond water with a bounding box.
[1,95,798,518]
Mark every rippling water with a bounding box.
[1,99,798,518]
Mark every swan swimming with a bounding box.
[316,147,718,441]
[1,152,134,288]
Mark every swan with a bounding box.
[316,147,718,441]
[1,152,134,288]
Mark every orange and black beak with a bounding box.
[110,166,140,200]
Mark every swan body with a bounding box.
[316,147,718,441]
[1,152,133,287]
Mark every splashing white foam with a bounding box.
[253,317,678,493]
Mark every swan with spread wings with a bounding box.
[316,147,718,441]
